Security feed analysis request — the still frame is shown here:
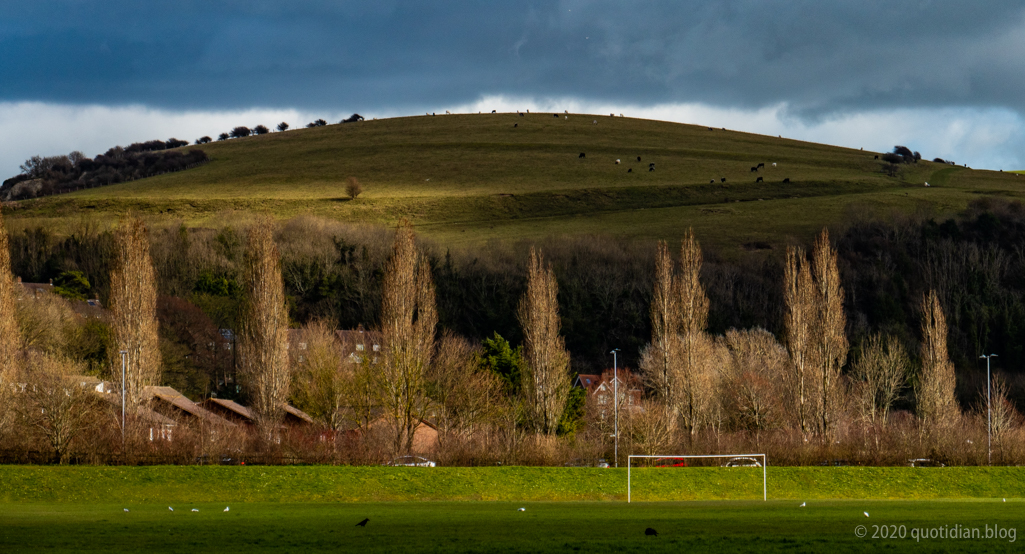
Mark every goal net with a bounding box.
[627,454,767,502]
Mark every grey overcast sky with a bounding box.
[2,1,1025,177]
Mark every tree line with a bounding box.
[2,199,1025,465]
[1,141,207,201]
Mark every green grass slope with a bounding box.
[9,113,1025,249]
[2,466,1024,503]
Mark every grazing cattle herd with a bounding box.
[417,110,906,188]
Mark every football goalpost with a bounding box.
[627,454,767,502]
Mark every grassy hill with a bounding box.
[7,113,1024,250]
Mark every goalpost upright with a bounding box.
[627,454,767,502]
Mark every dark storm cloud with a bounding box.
[2,1,1025,116]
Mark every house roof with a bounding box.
[202,398,255,422]
[573,374,601,391]
[144,386,236,427]
[94,391,177,427]
[200,398,314,426]
[282,404,315,425]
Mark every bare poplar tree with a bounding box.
[639,231,714,439]
[783,245,818,434]
[853,334,909,425]
[640,241,678,422]
[237,220,290,430]
[917,289,960,426]
[379,223,437,453]
[109,216,160,413]
[517,247,570,435]
[811,229,848,436]
[0,207,19,433]
[674,230,713,438]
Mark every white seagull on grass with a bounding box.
[224,507,230,512]
[799,502,806,507]
[168,507,174,512]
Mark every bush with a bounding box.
[53,271,91,301]
[276,122,289,132]
[253,125,270,135]
[230,126,251,139]
[218,133,229,141]
[166,138,189,149]
[195,136,212,145]
[345,176,363,200]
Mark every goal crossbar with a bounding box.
[627,454,767,502]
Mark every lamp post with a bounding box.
[120,350,128,444]
[980,353,998,466]
[610,348,620,468]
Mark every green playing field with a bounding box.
[0,500,1020,553]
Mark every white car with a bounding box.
[909,458,945,468]
[388,455,437,467]
[723,457,762,468]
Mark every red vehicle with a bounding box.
[652,457,689,467]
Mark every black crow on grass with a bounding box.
[645,528,658,537]
[356,518,369,527]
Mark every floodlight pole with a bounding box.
[611,349,620,468]
[981,354,997,466]
[120,350,128,445]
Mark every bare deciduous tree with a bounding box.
[853,334,909,425]
[346,177,363,201]
[518,247,570,435]
[639,231,716,439]
[289,319,344,431]
[109,216,160,413]
[917,289,960,426]
[811,229,848,437]
[380,223,436,453]
[428,332,504,445]
[16,289,79,355]
[983,375,1021,449]
[627,399,674,455]
[0,208,19,432]
[783,245,816,434]
[237,220,290,430]
[720,328,789,432]
[640,241,678,422]
[18,352,92,464]
[675,230,714,438]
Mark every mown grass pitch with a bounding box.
[1,500,1021,553]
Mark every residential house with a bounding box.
[574,369,644,418]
